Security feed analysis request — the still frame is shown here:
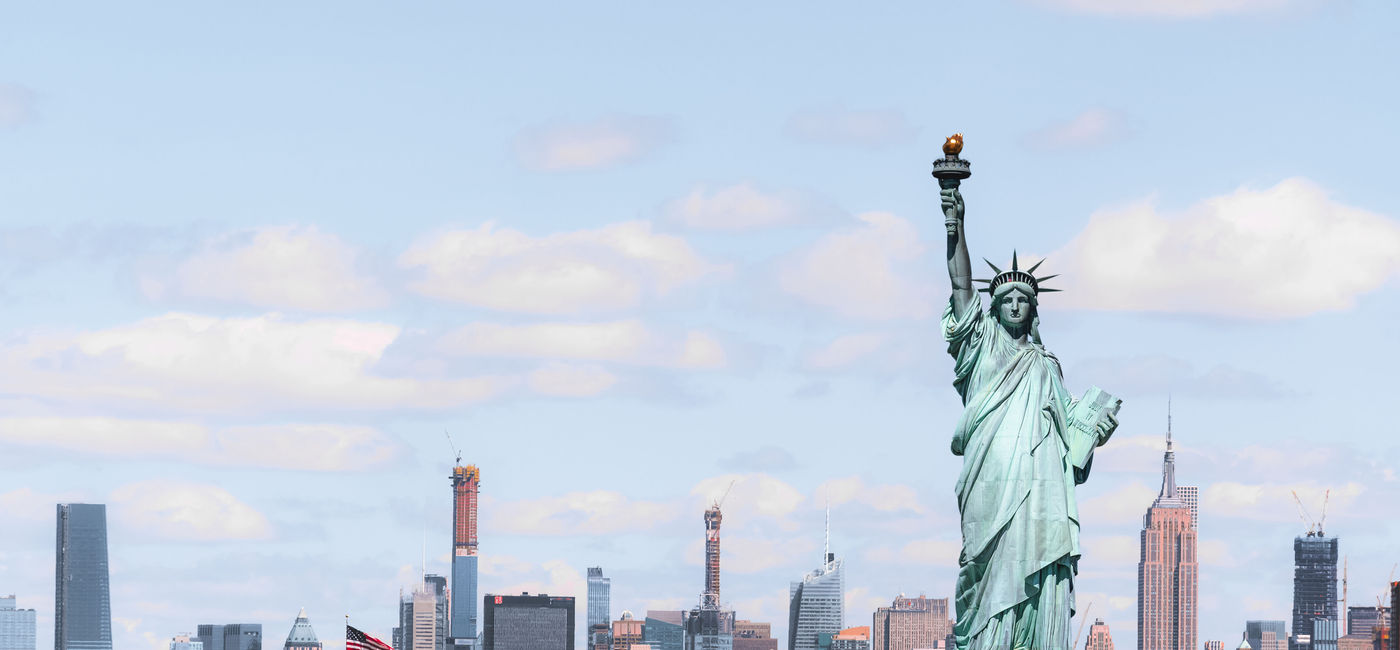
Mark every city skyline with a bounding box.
[2,2,1400,650]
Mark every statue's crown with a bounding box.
[972,251,1060,295]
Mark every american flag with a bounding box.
[346,625,392,650]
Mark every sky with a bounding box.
[1,1,1398,649]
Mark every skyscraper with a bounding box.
[733,621,776,650]
[642,612,683,650]
[1137,412,1197,650]
[397,578,447,650]
[587,568,611,632]
[451,465,481,650]
[481,593,574,650]
[613,612,644,650]
[282,609,321,650]
[1086,618,1114,650]
[1246,621,1287,650]
[870,595,951,650]
[1345,607,1390,639]
[703,505,721,609]
[682,609,732,650]
[196,624,262,650]
[788,511,844,650]
[1290,534,1338,650]
[1,596,37,650]
[55,504,112,650]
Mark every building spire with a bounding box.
[823,494,831,567]
[1159,397,1177,500]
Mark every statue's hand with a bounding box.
[1096,412,1119,444]
[941,187,965,235]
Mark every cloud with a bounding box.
[1202,480,1363,523]
[0,487,89,522]
[661,182,843,231]
[514,114,674,171]
[400,221,726,314]
[109,480,273,541]
[149,226,389,312]
[779,212,933,320]
[0,418,402,471]
[1081,534,1140,568]
[1051,178,1400,318]
[718,446,798,472]
[0,313,509,413]
[526,362,619,397]
[691,474,807,525]
[692,536,816,574]
[1069,356,1291,399]
[784,106,919,148]
[1079,480,1160,524]
[1027,0,1296,17]
[440,320,727,369]
[866,538,961,567]
[478,556,587,602]
[1022,108,1130,151]
[0,84,35,127]
[486,490,679,535]
[816,476,926,514]
[802,333,890,370]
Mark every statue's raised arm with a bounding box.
[933,134,975,319]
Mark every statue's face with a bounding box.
[996,289,1034,327]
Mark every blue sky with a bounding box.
[1,1,1398,649]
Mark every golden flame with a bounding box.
[942,133,964,156]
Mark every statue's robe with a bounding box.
[943,297,1098,650]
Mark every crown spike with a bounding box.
[983,258,1003,274]
[1037,287,1061,293]
[1026,258,1046,274]
[1035,274,1059,283]
[1011,250,1020,271]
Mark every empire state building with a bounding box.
[1137,407,1198,650]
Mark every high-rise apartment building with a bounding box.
[703,506,721,609]
[788,514,843,650]
[395,577,449,650]
[196,624,262,650]
[1138,417,1197,650]
[1345,607,1390,639]
[1086,618,1113,650]
[587,568,611,633]
[830,626,869,650]
[451,465,481,650]
[1291,535,1339,650]
[55,504,112,650]
[1178,485,1199,530]
[642,612,683,650]
[1246,621,1288,650]
[870,595,951,650]
[732,621,775,650]
[613,612,644,650]
[169,636,203,650]
[282,609,321,650]
[482,594,573,650]
[682,608,732,650]
[1,596,37,650]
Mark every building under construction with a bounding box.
[451,464,481,649]
[1290,533,1339,650]
[687,490,735,650]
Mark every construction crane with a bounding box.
[1291,489,1330,537]
[714,479,736,509]
[1073,601,1093,650]
[445,430,462,465]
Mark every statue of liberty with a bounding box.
[935,136,1120,650]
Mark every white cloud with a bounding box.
[526,362,618,397]
[153,226,389,312]
[440,320,727,369]
[109,480,273,541]
[867,538,961,567]
[706,536,815,574]
[486,490,678,535]
[802,333,890,370]
[691,474,807,525]
[1022,108,1129,150]
[661,182,842,231]
[0,84,35,127]
[514,114,674,171]
[0,313,509,413]
[1203,480,1363,523]
[0,487,89,522]
[816,476,925,514]
[400,221,726,314]
[1028,0,1296,17]
[1051,178,1400,318]
[1079,480,1159,524]
[784,106,919,148]
[779,212,933,320]
[477,556,586,601]
[0,418,401,471]
[1081,534,1140,568]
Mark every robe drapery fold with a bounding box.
[943,296,1097,650]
